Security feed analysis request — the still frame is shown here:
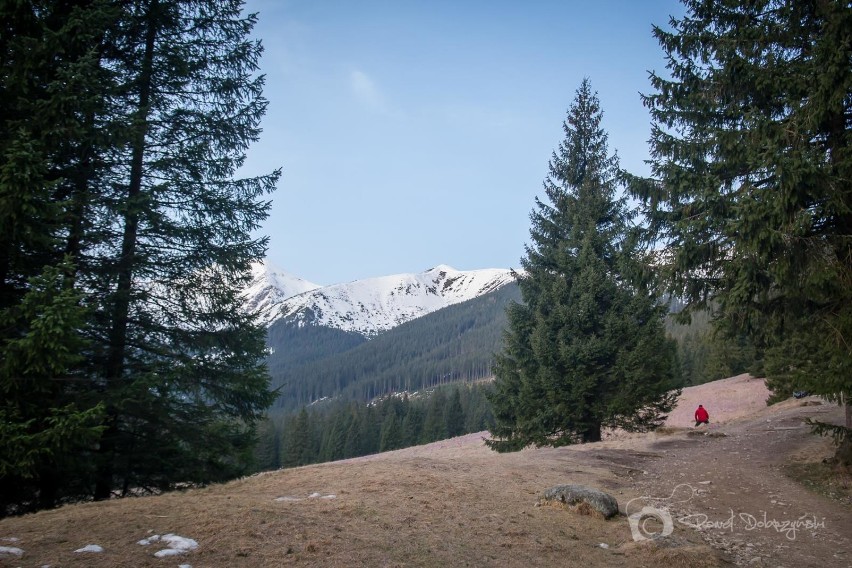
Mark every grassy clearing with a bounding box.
[0,432,725,568]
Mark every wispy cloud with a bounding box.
[349,69,393,115]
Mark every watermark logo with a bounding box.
[627,505,674,541]
[626,483,695,541]
[678,510,827,541]
[626,483,827,542]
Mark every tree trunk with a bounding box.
[583,424,602,443]
[37,467,59,510]
[93,0,159,501]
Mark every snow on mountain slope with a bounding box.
[275,264,515,337]
[243,261,321,324]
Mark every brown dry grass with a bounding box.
[0,432,725,567]
[0,442,732,567]
[0,375,815,567]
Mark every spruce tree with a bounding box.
[253,417,282,471]
[282,408,313,467]
[0,0,120,512]
[487,79,680,452]
[88,0,279,498]
[401,404,424,447]
[320,405,351,462]
[420,389,448,443]
[1,0,279,509]
[631,0,851,462]
[444,388,465,438]
[0,263,105,512]
[379,412,403,452]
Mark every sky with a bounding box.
[240,0,686,286]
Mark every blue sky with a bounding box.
[241,0,685,286]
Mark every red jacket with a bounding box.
[695,406,709,422]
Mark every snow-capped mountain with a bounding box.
[252,264,515,337]
[244,262,321,324]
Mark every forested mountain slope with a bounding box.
[266,282,521,410]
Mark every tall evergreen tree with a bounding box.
[282,408,313,467]
[487,79,680,452]
[631,0,851,462]
[379,411,403,452]
[444,388,465,438]
[86,0,279,499]
[253,417,282,471]
[400,403,424,447]
[0,0,122,513]
[319,405,351,462]
[0,263,105,511]
[1,0,279,511]
[420,389,448,443]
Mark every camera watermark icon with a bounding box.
[627,506,674,541]
[625,483,698,542]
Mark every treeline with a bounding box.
[252,286,767,471]
[266,283,521,411]
[264,283,761,413]
[254,383,495,470]
[255,284,768,470]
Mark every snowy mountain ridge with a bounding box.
[246,262,515,336]
[243,262,322,324]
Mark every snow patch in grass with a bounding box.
[0,546,24,557]
[74,544,104,553]
[276,492,336,502]
[139,534,198,557]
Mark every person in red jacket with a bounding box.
[694,404,709,426]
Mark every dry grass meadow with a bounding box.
[1,374,849,568]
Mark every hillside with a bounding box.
[255,263,756,412]
[266,282,521,410]
[2,377,848,568]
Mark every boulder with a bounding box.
[540,484,619,518]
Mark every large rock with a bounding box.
[540,484,619,519]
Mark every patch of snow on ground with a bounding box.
[74,544,104,553]
[0,546,24,557]
[139,534,198,557]
[276,492,337,502]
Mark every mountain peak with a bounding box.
[253,263,514,337]
[244,262,321,324]
[426,264,457,273]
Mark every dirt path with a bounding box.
[625,399,852,567]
